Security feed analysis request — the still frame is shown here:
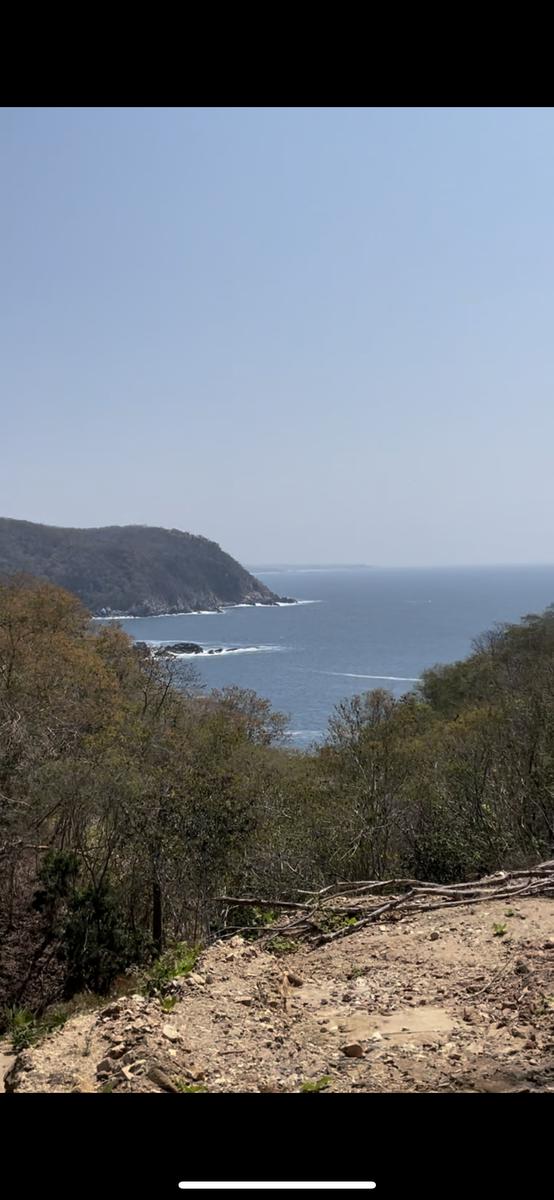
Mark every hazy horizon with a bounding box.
[3,107,554,566]
[4,512,554,572]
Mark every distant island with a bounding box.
[0,518,296,617]
[250,563,374,572]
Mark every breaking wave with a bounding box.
[148,642,285,659]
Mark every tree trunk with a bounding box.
[152,876,163,953]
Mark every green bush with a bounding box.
[143,943,201,997]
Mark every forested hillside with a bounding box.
[0,518,280,615]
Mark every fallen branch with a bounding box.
[242,857,554,949]
[318,890,416,944]
[213,896,308,910]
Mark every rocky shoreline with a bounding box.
[95,596,297,619]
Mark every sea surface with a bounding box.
[107,566,554,748]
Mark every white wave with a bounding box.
[229,602,283,608]
[157,610,221,616]
[322,671,421,682]
[276,599,320,606]
[92,602,318,621]
[224,602,276,609]
[92,610,222,621]
[91,614,140,621]
[222,599,319,609]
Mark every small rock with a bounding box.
[370,1032,383,1042]
[341,1042,364,1058]
[184,1065,205,1082]
[429,931,440,941]
[515,962,530,975]
[109,1043,127,1059]
[147,1065,180,1093]
[126,1058,148,1075]
[119,1064,138,1082]
[100,1002,123,1020]
[287,972,304,987]
[96,1057,114,1075]
[162,1025,180,1043]
[237,996,252,1006]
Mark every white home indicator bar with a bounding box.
[178,1185,376,1192]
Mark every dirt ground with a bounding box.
[4,897,554,1093]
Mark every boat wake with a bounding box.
[321,671,421,682]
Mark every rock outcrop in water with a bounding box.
[0,518,293,616]
[136,642,246,657]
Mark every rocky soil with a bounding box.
[4,897,554,1093]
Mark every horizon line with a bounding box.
[249,561,554,571]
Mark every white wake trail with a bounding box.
[322,671,421,683]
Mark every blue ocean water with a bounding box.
[112,566,554,747]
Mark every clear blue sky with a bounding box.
[2,107,554,566]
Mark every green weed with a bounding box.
[2,1001,77,1053]
[267,937,299,955]
[174,1080,208,1093]
[347,966,368,980]
[143,943,201,997]
[300,1076,332,1093]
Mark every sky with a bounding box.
[2,106,554,567]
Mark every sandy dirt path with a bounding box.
[5,897,554,1093]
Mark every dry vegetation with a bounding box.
[2,574,554,1077]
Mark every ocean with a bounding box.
[108,565,554,747]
